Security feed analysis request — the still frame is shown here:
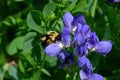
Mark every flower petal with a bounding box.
[76,23,82,34]
[62,26,71,35]
[45,43,63,57]
[74,14,86,25]
[87,32,99,49]
[78,44,88,56]
[58,51,74,69]
[78,56,86,68]
[90,73,104,80]
[72,23,83,46]
[77,33,84,46]
[78,56,92,69]
[80,67,92,80]
[57,50,68,62]
[62,27,71,47]
[95,41,112,55]
[82,24,91,39]
[108,0,120,2]
[63,12,73,27]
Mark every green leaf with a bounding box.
[45,55,57,67]
[27,11,44,34]
[65,0,78,12]
[101,4,120,31]
[21,52,37,66]
[2,16,16,26]
[14,0,24,2]
[43,2,56,17]
[8,66,18,80]
[23,32,37,52]
[0,52,6,65]
[31,68,41,80]
[42,68,51,77]
[73,0,89,13]
[18,60,25,74]
[6,36,24,55]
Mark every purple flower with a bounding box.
[80,67,93,80]
[87,32,112,55]
[72,23,91,47]
[45,42,64,57]
[61,26,71,47]
[77,56,92,69]
[63,12,74,30]
[73,44,88,56]
[80,67,104,80]
[58,50,74,69]
[94,41,112,54]
[62,12,76,47]
[72,23,83,47]
[62,12,89,47]
[74,14,86,25]
[108,0,120,2]
[45,42,74,68]
[44,12,113,80]
[77,56,104,80]
[87,32,99,49]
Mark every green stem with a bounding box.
[73,72,77,80]
[0,70,5,80]
[72,56,78,80]
[91,0,98,17]
[39,53,46,77]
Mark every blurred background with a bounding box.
[0,0,120,80]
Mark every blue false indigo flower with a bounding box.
[82,24,91,40]
[44,12,112,80]
[62,12,88,47]
[108,0,120,2]
[87,32,99,49]
[61,26,71,47]
[62,12,76,47]
[87,32,112,55]
[63,12,74,31]
[72,23,91,47]
[80,67,93,80]
[94,41,112,54]
[72,23,83,47]
[45,42,74,68]
[58,50,74,69]
[73,44,88,56]
[80,67,104,80]
[77,56,92,69]
[74,14,86,25]
[78,56,104,80]
[45,42,64,57]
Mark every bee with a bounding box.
[41,31,61,48]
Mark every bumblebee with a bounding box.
[41,31,61,48]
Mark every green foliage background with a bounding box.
[0,0,120,80]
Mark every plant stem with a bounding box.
[39,53,46,77]
[91,0,98,17]
[73,72,77,80]
[0,70,5,80]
